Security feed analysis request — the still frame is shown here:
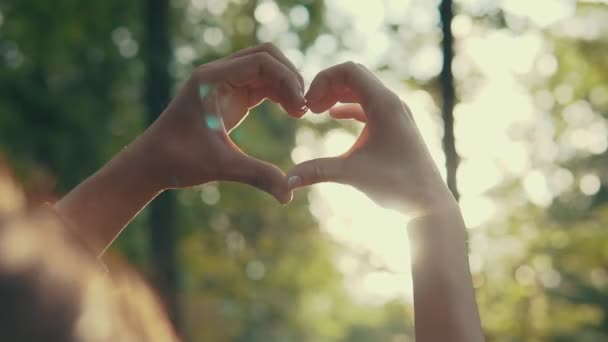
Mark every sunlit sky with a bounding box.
[252,0,606,305]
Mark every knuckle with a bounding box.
[341,61,358,73]
[344,61,357,68]
[337,61,359,82]
[275,73,293,88]
[254,51,273,65]
[317,68,332,82]
[251,52,273,77]
[259,42,278,53]
[312,164,325,180]
[193,64,223,88]
[276,76,288,89]
[356,62,370,73]
[194,64,210,80]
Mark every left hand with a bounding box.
[287,62,453,215]
[137,43,306,203]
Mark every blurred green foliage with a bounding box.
[0,0,412,341]
[462,2,608,341]
[2,0,608,341]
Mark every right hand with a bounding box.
[137,43,306,203]
[287,62,455,215]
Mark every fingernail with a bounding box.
[287,176,301,190]
[281,190,294,205]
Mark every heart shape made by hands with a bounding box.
[205,60,432,216]
[159,45,413,212]
[201,62,370,205]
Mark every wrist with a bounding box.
[423,188,459,217]
[398,176,458,218]
[407,194,464,242]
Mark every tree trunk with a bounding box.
[143,0,181,333]
[439,0,460,201]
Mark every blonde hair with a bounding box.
[0,159,178,341]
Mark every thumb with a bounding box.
[329,104,367,123]
[223,153,291,204]
[286,157,346,191]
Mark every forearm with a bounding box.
[407,198,484,342]
[55,133,165,256]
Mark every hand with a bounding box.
[287,62,454,215]
[138,43,306,203]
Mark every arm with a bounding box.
[55,43,306,256]
[54,132,164,254]
[287,62,484,341]
[407,200,482,342]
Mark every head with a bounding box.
[0,159,177,341]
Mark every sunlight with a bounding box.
[297,0,587,305]
[295,125,415,303]
[8,0,608,338]
[460,194,497,228]
[502,0,575,28]
[293,72,448,304]
[579,173,601,196]
[523,170,553,207]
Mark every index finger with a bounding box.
[305,62,395,114]
[199,52,306,116]
[228,43,305,92]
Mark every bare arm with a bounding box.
[54,133,164,254]
[407,201,482,342]
[287,62,484,342]
[55,43,306,256]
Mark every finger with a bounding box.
[224,52,305,115]
[222,151,292,204]
[200,52,306,116]
[248,86,307,119]
[306,87,360,115]
[227,43,305,92]
[286,157,346,190]
[305,62,395,116]
[305,61,377,111]
[329,104,367,123]
[356,62,384,83]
